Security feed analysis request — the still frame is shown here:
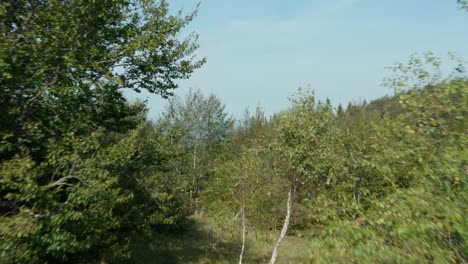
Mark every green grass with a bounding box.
[130,216,310,263]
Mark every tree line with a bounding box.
[0,0,467,263]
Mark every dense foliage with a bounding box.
[1,0,466,263]
[201,54,467,263]
[0,0,204,262]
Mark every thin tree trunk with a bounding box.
[269,185,295,264]
[239,207,246,264]
[239,172,247,264]
[191,148,197,209]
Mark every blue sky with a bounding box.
[129,0,468,119]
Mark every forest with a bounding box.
[0,0,467,263]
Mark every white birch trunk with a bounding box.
[239,207,246,264]
[239,173,247,264]
[268,186,295,264]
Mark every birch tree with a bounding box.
[268,88,342,263]
[160,89,233,210]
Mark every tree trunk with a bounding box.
[239,207,246,264]
[239,173,247,264]
[268,185,295,264]
[191,148,197,209]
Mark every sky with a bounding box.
[127,0,468,119]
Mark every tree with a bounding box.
[0,0,204,262]
[159,89,234,211]
[336,103,344,116]
[459,0,468,11]
[267,89,344,263]
[308,53,467,263]
[0,0,205,160]
[233,105,269,147]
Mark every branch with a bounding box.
[21,208,50,219]
[48,175,89,188]
[226,206,244,225]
